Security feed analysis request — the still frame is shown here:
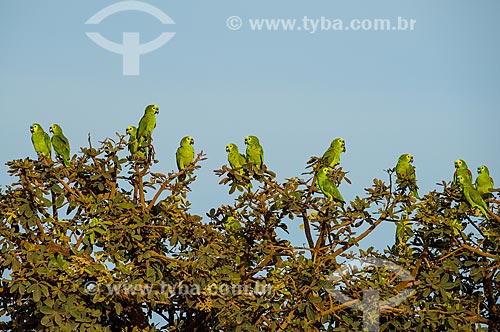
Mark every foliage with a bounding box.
[0,135,499,332]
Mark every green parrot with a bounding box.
[226,143,247,173]
[316,166,345,204]
[125,125,148,160]
[245,135,264,168]
[395,154,419,198]
[454,159,472,184]
[176,136,195,181]
[137,104,159,148]
[475,165,494,200]
[224,215,242,231]
[395,212,412,246]
[457,174,489,219]
[125,126,138,156]
[321,138,346,168]
[30,123,51,160]
[49,124,70,167]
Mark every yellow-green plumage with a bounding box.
[321,138,346,168]
[475,165,494,200]
[176,136,195,181]
[49,124,70,167]
[245,135,264,168]
[126,126,138,156]
[454,159,472,185]
[395,154,419,198]
[137,104,159,148]
[395,213,412,246]
[316,166,345,204]
[30,123,51,160]
[226,143,246,173]
[457,175,489,219]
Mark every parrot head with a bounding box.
[477,165,489,175]
[226,143,238,153]
[30,123,42,134]
[319,166,332,176]
[398,154,413,163]
[332,138,346,152]
[456,175,465,185]
[125,126,136,136]
[49,124,62,135]
[181,136,194,146]
[245,136,260,146]
[454,159,467,169]
[145,104,160,115]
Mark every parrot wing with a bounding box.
[52,134,70,166]
[43,132,52,158]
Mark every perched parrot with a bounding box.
[49,124,70,167]
[125,126,138,156]
[125,125,147,160]
[245,136,264,168]
[454,159,472,184]
[137,104,159,148]
[176,136,195,181]
[395,212,412,246]
[395,154,419,198]
[316,166,345,204]
[30,123,51,160]
[226,143,247,173]
[457,175,489,219]
[475,165,494,200]
[224,215,242,231]
[321,138,346,168]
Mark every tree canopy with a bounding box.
[0,133,499,332]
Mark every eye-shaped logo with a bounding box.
[325,257,415,332]
[85,1,176,76]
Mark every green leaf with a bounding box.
[309,296,322,303]
[115,302,123,315]
[56,194,65,208]
[40,306,54,315]
[54,312,63,326]
[305,304,316,321]
[51,184,63,194]
[41,315,53,327]
[33,284,42,302]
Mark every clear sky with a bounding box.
[1,0,499,251]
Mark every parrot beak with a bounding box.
[125,128,129,135]
[477,167,481,174]
[30,126,34,133]
[244,138,248,145]
[49,127,53,134]
[190,138,194,145]
[155,110,159,115]
[454,162,459,169]
[410,156,414,163]
[226,146,230,152]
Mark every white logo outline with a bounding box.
[325,257,415,332]
[85,1,176,76]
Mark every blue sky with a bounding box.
[1,0,499,250]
